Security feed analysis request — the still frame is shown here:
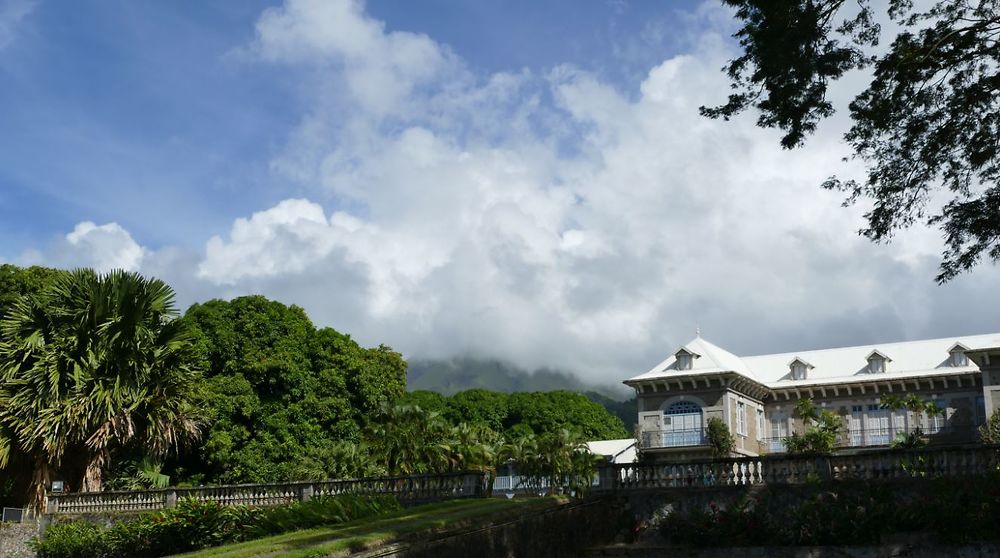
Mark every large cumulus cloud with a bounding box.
[18,0,1000,382]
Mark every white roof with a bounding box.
[585,438,637,463]
[628,337,759,383]
[627,332,1000,389]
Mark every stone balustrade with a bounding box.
[596,445,999,491]
[47,472,485,515]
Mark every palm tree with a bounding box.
[0,269,204,511]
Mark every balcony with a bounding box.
[760,425,980,454]
[640,428,708,449]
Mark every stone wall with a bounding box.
[586,542,1000,557]
[0,521,38,558]
[379,496,627,558]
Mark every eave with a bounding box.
[624,371,770,402]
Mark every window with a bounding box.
[662,400,703,447]
[769,412,788,452]
[867,403,891,445]
[849,405,864,447]
[677,353,692,370]
[976,396,986,425]
[756,408,765,441]
[737,401,747,436]
[868,356,885,374]
[951,351,968,367]
[928,399,946,434]
[791,362,807,380]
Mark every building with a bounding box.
[624,333,1000,459]
[585,438,638,465]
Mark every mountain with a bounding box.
[406,356,637,429]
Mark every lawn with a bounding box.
[172,497,563,558]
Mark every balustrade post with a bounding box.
[165,490,177,509]
[816,455,832,483]
[597,464,615,491]
[298,484,313,503]
[46,495,59,514]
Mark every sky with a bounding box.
[0,0,997,385]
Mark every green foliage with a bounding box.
[706,417,735,458]
[105,457,170,491]
[0,264,65,319]
[176,296,406,485]
[499,428,600,495]
[880,394,943,448]
[980,409,1000,445]
[444,389,510,431]
[784,398,842,454]
[397,390,449,415]
[505,391,628,440]
[704,1,1000,281]
[583,392,638,431]
[32,494,400,558]
[0,269,204,511]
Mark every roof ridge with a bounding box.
[742,331,1000,360]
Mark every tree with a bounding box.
[979,409,1000,444]
[0,269,203,511]
[703,1,1000,281]
[176,296,406,485]
[785,398,843,453]
[880,394,944,448]
[505,391,629,440]
[0,264,64,318]
[397,390,450,416]
[445,389,510,432]
[706,417,736,457]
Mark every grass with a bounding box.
[172,497,564,558]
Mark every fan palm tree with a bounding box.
[0,269,204,511]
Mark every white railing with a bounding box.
[47,472,485,515]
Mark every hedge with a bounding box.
[33,494,401,558]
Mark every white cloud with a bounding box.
[21,0,998,384]
[63,221,145,272]
[188,0,1000,382]
[0,0,36,51]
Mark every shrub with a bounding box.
[979,410,1000,444]
[706,417,735,458]
[33,494,401,558]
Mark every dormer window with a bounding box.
[675,348,698,371]
[788,357,813,380]
[677,353,692,370]
[949,343,969,367]
[866,350,891,374]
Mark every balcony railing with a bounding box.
[641,428,708,449]
[760,425,980,454]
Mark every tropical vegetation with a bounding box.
[0,264,626,512]
[0,269,204,511]
[784,398,843,454]
[32,494,400,558]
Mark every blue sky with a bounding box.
[0,0,699,250]
[0,0,996,381]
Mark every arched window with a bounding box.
[665,401,701,415]
[661,401,704,446]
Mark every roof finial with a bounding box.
[695,326,701,338]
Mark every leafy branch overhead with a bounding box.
[704,1,1000,282]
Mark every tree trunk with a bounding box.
[30,456,52,516]
[82,451,105,492]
